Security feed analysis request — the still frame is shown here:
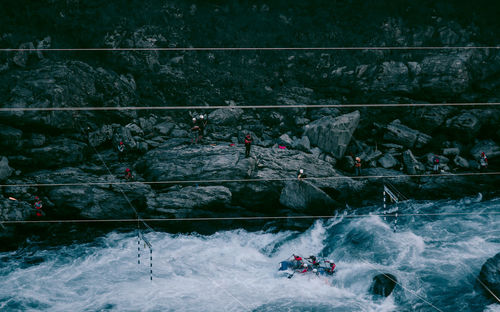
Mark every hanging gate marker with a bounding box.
[383,185,399,232]
[138,230,153,281]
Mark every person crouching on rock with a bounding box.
[191,117,200,144]
[117,141,125,162]
[297,169,306,180]
[34,196,43,217]
[125,168,133,181]
[244,134,252,158]
[354,157,362,176]
[479,152,488,171]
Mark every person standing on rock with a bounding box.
[125,168,133,181]
[198,115,208,143]
[354,157,362,176]
[244,134,252,158]
[117,141,126,162]
[297,169,306,180]
[433,155,440,174]
[191,117,200,144]
[34,196,43,217]
[479,152,488,171]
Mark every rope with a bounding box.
[2,171,499,188]
[1,46,500,52]
[2,211,499,224]
[1,102,500,112]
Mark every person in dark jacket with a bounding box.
[354,157,362,176]
[479,152,488,171]
[433,155,440,174]
[117,141,125,161]
[244,134,252,158]
[34,196,43,217]
[191,117,200,144]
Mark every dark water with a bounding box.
[1,196,499,311]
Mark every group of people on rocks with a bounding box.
[433,152,488,174]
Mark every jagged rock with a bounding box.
[446,112,481,140]
[477,252,500,301]
[470,140,500,159]
[304,110,360,159]
[208,107,244,125]
[295,136,311,153]
[154,121,175,135]
[36,36,51,59]
[371,273,397,297]
[13,42,35,67]
[155,186,232,210]
[420,54,470,96]
[138,116,156,134]
[88,125,114,147]
[126,123,144,136]
[114,126,137,150]
[425,153,449,165]
[0,196,32,221]
[28,138,87,168]
[279,180,335,212]
[453,155,470,169]
[404,106,455,131]
[378,154,398,169]
[29,133,46,147]
[371,61,413,93]
[0,157,13,181]
[443,147,460,157]
[277,134,293,147]
[384,120,432,148]
[0,125,23,150]
[402,150,424,174]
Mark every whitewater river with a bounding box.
[1,196,499,311]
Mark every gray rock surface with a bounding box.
[402,150,424,175]
[384,120,431,148]
[0,157,13,181]
[477,252,500,301]
[378,154,398,169]
[304,110,360,158]
[279,180,335,212]
[470,140,500,159]
[156,186,232,210]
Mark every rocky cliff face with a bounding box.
[1,1,500,240]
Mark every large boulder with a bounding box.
[371,273,397,297]
[384,120,432,149]
[0,125,23,150]
[0,156,13,181]
[304,110,360,159]
[420,54,470,97]
[155,186,232,210]
[477,252,500,301]
[402,149,424,174]
[378,154,398,169]
[446,112,481,140]
[208,107,244,125]
[370,61,413,94]
[279,180,335,212]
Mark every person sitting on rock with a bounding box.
[297,169,306,180]
[117,141,125,162]
[125,168,133,181]
[34,196,43,217]
[191,117,200,144]
[354,157,362,176]
[198,114,207,143]
[479,152,488,171]
[244,134,252,158]
[433,155,440,174]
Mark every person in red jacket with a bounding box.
[125,168,133,180]
[244,134,252,158]
[433,155,440,174]
[479,152,488,171]
[325,260,336,274]
[34,196,43,217]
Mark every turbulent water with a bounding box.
[1,197,500,312]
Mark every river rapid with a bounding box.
[1,196,499,311]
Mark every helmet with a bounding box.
[35,196,39,200]
[313,269,318,273]
[355,157,360,161]
[303,263,308,267]
[126,168,130,172]
[299,169,304,174]
[199,115,204,119]
[120,141,124,145]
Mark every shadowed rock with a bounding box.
[279,180,335,212]
[477,252,500,302]
[371,273,397,297]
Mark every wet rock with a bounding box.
[378,154,398,169]
[0,125,23,150]
[279,180,335,212]
[470,140,500,159]
[477,252,500,301]
[208,107,244,125]
[155,186,232,210]
[304,110,360,159]
[384,120,432,149]
[453,155,470,169]
[443,147,460,157]
[371,273,397,297]
[28,138,87,168]
[402,150,424,174]
[0,156,13,181]
[28,133,46,147]
[126,123,144,136]
[36,36,51,59]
